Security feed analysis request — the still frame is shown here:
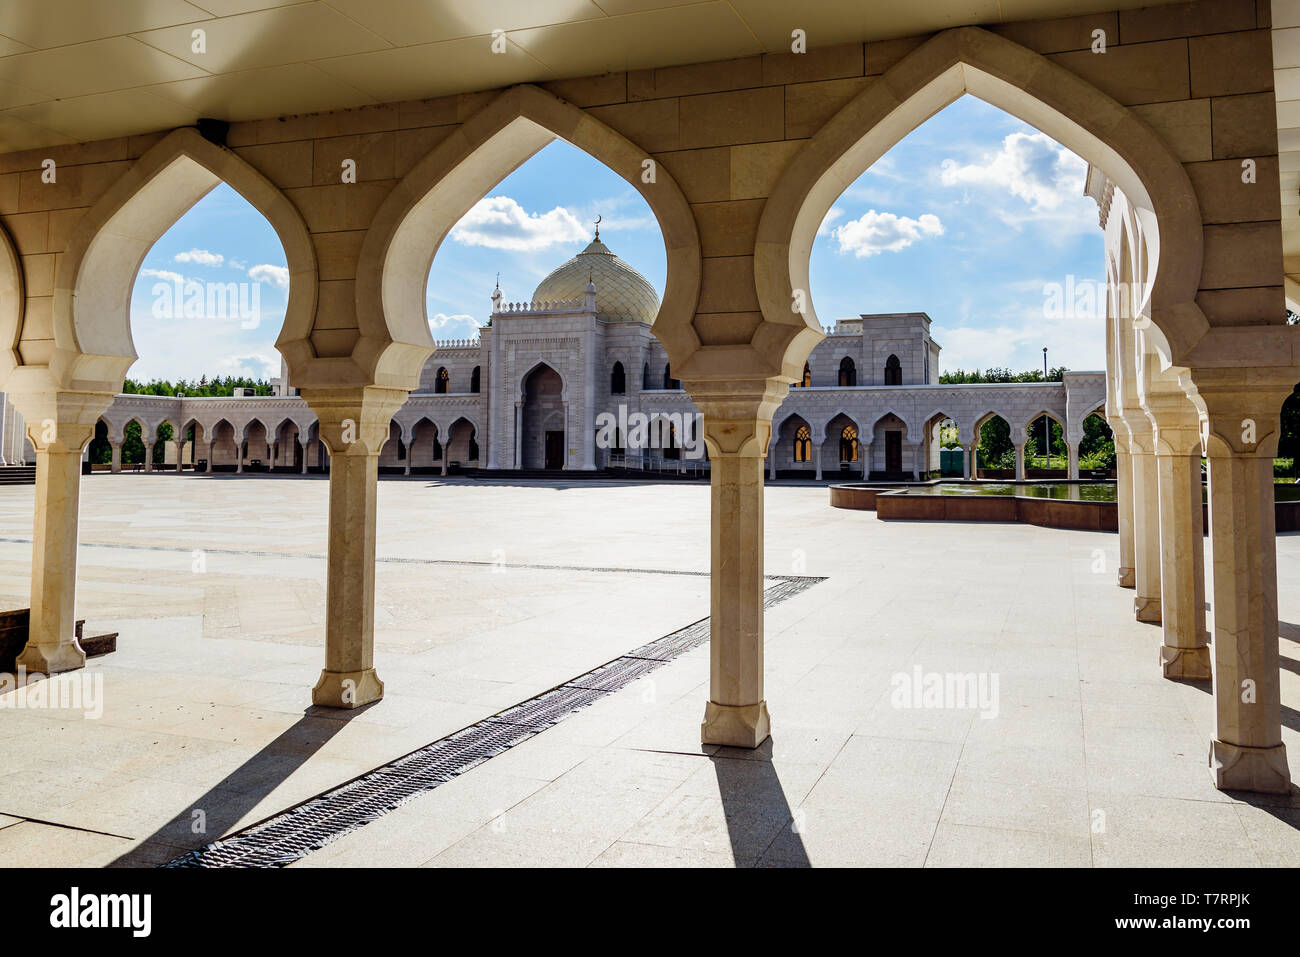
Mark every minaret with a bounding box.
[491,273,502,314]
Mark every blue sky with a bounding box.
[127,94,1104,383]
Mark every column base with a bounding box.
[1209,738,1291,794]
[1117,567,1135,588]
[16,640,86,675]
[312,668,384,709]
[1134,596,1161,623]
[1160,643,1211,680]
[701,700,770,748]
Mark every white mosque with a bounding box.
[10,231,1106,482]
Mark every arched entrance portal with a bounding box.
[521,364,564,470]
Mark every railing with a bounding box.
[603,450,710,478]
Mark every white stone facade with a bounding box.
[70,238,1105,480]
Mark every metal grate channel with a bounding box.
[162,574,825,868]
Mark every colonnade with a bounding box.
[0,24,1295,798]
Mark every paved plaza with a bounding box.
[0,474,1298,866]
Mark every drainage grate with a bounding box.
[162,574,825,868]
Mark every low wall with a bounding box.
[844,489,1300,534]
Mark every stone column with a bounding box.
[9,390,114,673]
[142,431,154,473]
[1113,440,1136,587]
[1128,420,1162,623]
[1185,368,1292,793]
[1014,443,1025,481]
[299,386,408,709]
[175,434,185,473]
[1067,441,1080,480]
[514,402,523,469]
[909,441,922,481]
[299,436,308,474]
[813,440,823,481]
[690,378,787,748]
[860,443,871,479]
[235,433,244,474]
[110,441,122,473]
[964,442,977,480]
[1146,392,1209,679]
[768,450,776,481]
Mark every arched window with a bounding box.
[470,366,481,393]
[838,356,856,387]
[611,361,626,395]
[435,367,450,394]
[643,362,652,390]
[663,363,679,390]
[801,363,812,388]
[884,354,901,386]
[468,430,479,461]
[840,425,858,462]
[794,425,812,462]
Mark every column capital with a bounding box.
[299,386,407,455]
[7,390,114,453]
[681,377,789,458]
[1180,366,1297,458]
[1143,391,1202,457]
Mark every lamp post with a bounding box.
[1042,347,1049,470]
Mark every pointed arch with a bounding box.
[0,221,22,386]
[357,84,702,385]
[755,26,1207,372]
[868,408,912,440]
[610,360,626,395]
[50,127,317,395]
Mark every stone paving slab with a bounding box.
[0,474,1298,866]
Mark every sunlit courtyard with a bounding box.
[0,474,1297,867]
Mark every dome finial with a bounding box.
[593,214,601,241]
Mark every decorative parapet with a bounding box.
[432,338,482,349]
[493,297,590,315]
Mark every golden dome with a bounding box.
[530,235,660,323]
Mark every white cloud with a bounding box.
[228,258,248,270]
[934,309,1105,373]
[215,352,280,379]
[817,207,845,237]
[450,195,588,251]
[939,131,1088,211]
[832,210,944,258]
[140,268,184,284]
[175,248,224,266]
[248,264,289,290]
[429,312,483,341]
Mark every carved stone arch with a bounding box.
[356,84,702,390]
[0,220,22,386]
[869,408,912,441]
[48,127,317,395]
[755,26,1206,375]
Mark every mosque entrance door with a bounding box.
[544,431,564,470]
[885,431,902,474]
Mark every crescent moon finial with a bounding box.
[594,215,601,240]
